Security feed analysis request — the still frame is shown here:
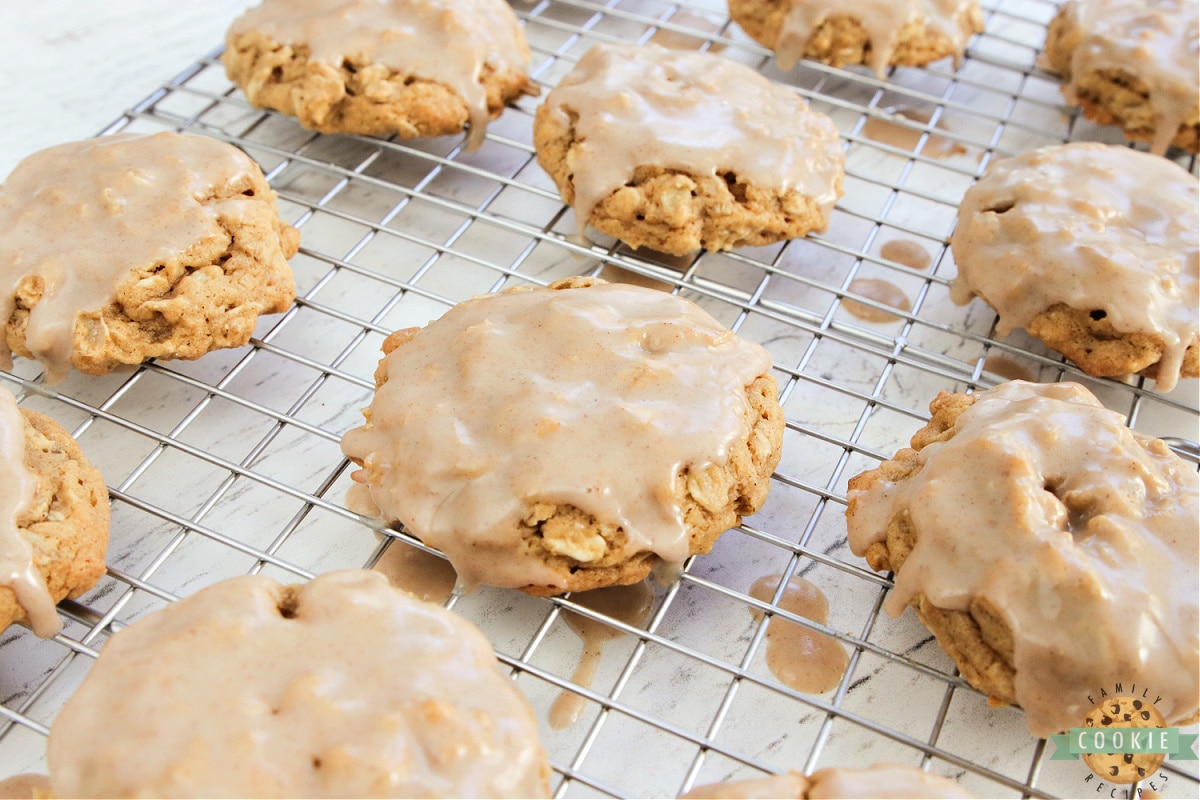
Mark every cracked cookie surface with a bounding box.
[1043,0,1199,154]
[47,570,550,798]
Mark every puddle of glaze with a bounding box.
[862,107,967,159]
[0,774,49,799]
[614,245,699,272]
[598,264,675,292]
[843,278,912,323]
[649,10,726,51]
[983,355,1036,383]
[372,542,458,605]
[749,574,849,695]
[879,239,932,271]
[651,558,684,587]
[549,581,655,729]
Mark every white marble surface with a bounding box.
[0,3,247,176]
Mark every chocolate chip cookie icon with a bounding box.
[1082,696,1166,783]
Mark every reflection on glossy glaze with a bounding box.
[843,279,912,323]
[862,107,967,159]
[749,574,848,694]
[880,239,932,271]
[372,541,458,604]
[549,581,655,729]
[982,355,1035,383]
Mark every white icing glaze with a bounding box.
[775,0,980,76]
[47,570,549,798]
[0,388,60,639]
[228,0,532,149]
[846,381,1200,737]
[0,132,261,383]
[340,281,773,591]
[950,142,1199,392]
[1052,0,1199,155]
[538,43,844,239]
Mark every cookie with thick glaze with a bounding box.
[533,44,844,256]
[224,0,538,150]
[47,570,550,798]
[0,132,297,383]
[950,142,1198,392]
[727,0,982,77]
[341,277,785,595]
[845,382,1199,737]
[1043,0,1199,155]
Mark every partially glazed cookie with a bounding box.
[950,142,1198,392]
[224,0,538,150]
[341,277,784,595]
[0,132,297,383]
[533,44,844,256]
[1,386,108,639]
[727,0,983,77]
[845,382,1200,737]
[682,764,972,799]
[1043,0,1199,155]
[47,570,550,798]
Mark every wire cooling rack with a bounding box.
[1,0,1198,797]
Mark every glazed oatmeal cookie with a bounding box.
[224,0,538,150]
[47,570,551,798]
[950,142,1198,392]
[726,0,983,77]
[845,381,1199,737]
[1043,0,1199,154]
[533,43,844,256]
[0,132,297,383]
[1,386,108,639]
[341,277,785,595]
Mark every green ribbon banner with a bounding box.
[1049,729,1199,761]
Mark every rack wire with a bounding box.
[1,0,1197,797]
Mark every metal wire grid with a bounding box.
[1,0,1198,797]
